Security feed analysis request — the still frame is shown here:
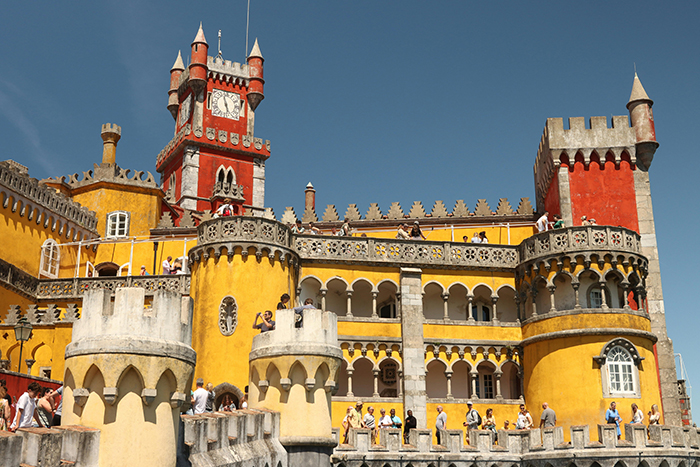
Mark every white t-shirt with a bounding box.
[471,235,481,243]
[378,415,393,428]
[162,260,172,275]
[192,388,208,414]
[12,392,36,429]
[536,215,549,232]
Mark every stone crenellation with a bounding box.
[277,197,536,225]
[0,425,100,467]
[206,55,250,84]
[332,423,700,466]
[44,163,159,190]
[1,161,99,237]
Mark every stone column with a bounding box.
[622,282,631,310]
[372,291,379,318]
[346,291,353,317]
[346,369,354,398]
[372,369,380,398]
[320,288,327,311]
[531,288,538,317]
[470,370,479,399]
[572,282,581,309]
[491,295,499,324]
[25,359,35,375]
[252,158,265,213]
[180,145,200,210]
[599,282,609,309]
[494,370,503,400]
[442,293,450,320]
[445,371,453,399]
[400,268,427,428]
[515,293,521,322]
[397,370,403,397]
[548,285,557,313]
[467,294,475,322]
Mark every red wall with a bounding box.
[543,170,561,219]
[565,158,639,231]
[1,369,62,423]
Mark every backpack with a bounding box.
[475,410,482,426]
[222,205,232,216]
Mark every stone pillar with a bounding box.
[622,283,631,309]
[371,292,379,318]
[467,294,475,322]
[346,291,353,318]
[599,282,609,309]
[491,295,499,324]
[515,294,521,322]
[494,369,503,400]
[180,145,200,210]
[252,158,266,214]
[445,371,453,399]
[470,370,479,399]
[346,369,354,398]
[25,359,35,375]
[372,369,380,398]
[397,370,403,397]
[573,282,581,309]
[548,285,557,313]
[320,288,327,311]
[530,288,538,317]
[442,293,450,320]
[400,268,427,428]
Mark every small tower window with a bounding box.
[596,338,643,398]
[607,346,635,393]
[106,211,130,238]
[39,239,60,278]
[587,285,611,308]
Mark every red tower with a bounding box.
[156,24,270,218]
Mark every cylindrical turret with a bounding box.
[246,38,265,111]
[100,123,122,165]
[626,73,659,170]
[249,307,342,467]
[189,23,209,95]
[63,287,196,467]
[168,51,185,120]
[304,182,316,213]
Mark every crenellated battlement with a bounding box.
[332,424,700,465]
[0,426,100,467]
[207,56,249,84]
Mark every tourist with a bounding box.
[435,405,447,444]
[348,402,364,432]
[36,387,54,427]
[516,404,533,430]
[648,404,661,426]
[378,408,392,429]
[463,401,480,432]
[589,218,597,225]
[552,214,564,229]
[363,406,377,444]
[342,406,353,444]
[410,221,426,240]
[471,232,481,243]
[479,231,488,244]
[162,256,173,275]
[539,402,556,428]
[536,211,549,232]
[291,219,305,234]
[172,259,183,274]
[192,378,208,415]
[253,310,276,332]
[503,419,510,430]
[581,215,590,226]
[49,386,62,427]
[240,394,248,409]
[0,385,10,431]
[218,394,235,412]
[10,382,41,431]
[390,408,402,429]
[404,409,417,444]
[631,403,644,424]
[483,408,497,437]
[293,298,315,328]
[339,218,351,236]
[277,293,290,310]
[605,401,622,439]
[308,222,322,235]
[215,198,234,217]
[139,265,149,276]
[396,223,410,240]
[205,383,215,412]
[462,235,469,243]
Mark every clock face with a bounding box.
[179,94,192,127]
[211,89,241,120]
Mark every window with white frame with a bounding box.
[106,211,130,238]
[39,239,60,278]
[607,346,635,393]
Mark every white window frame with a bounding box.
[597,338,642,398]
[39,239,60,278]
[106,211,130,238]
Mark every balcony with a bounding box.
[212,181,245,202]
[36,274,190,300]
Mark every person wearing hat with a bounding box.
[396,223,410,240]
[581,215,590,226]
[191,378,209,414]
[139,265,149,276]
[463,401,481,433]
[409,221,426,240]
[347,401,364,433]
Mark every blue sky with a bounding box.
[2,2,699,401]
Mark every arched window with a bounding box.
[39,239,60,278]
[607,346,634,393]
[106,211,130,238]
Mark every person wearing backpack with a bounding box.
[215,198,234,217]
[463,401,481,433]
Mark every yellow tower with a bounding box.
[248,307,342,467]
[62,287,196,467]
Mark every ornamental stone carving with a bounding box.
[219,296,238,336]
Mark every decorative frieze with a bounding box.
[211,181,245,201]
[35,274,190,300]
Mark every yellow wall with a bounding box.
[0,322,73,378]
[189,250,296,394]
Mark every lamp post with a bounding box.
[13,317,33,374]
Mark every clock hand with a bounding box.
[223,99,230,113]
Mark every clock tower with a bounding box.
[157,24,270,216]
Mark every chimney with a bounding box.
[100,123,122,165]
[304,182,316,213]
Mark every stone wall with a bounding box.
[0,425,100,467]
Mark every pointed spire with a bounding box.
[192,22,207,45]
[248,38,263,60]
[171,50,184,72]
[628,73,651,105]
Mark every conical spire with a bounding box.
[248,38,263,60]
[192,22,207,45]
[628,72,651,104]
[171,50,185,72]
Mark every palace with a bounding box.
[0,24,694,467]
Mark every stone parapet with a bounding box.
[43,162,159,190]
[0,257,39,300]
[0,426,100,467]
[211,181,245,201]
[332,424,700,465]
[35,274,191,300]
[182,409,287,467]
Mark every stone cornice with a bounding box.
[520,327,657,347]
